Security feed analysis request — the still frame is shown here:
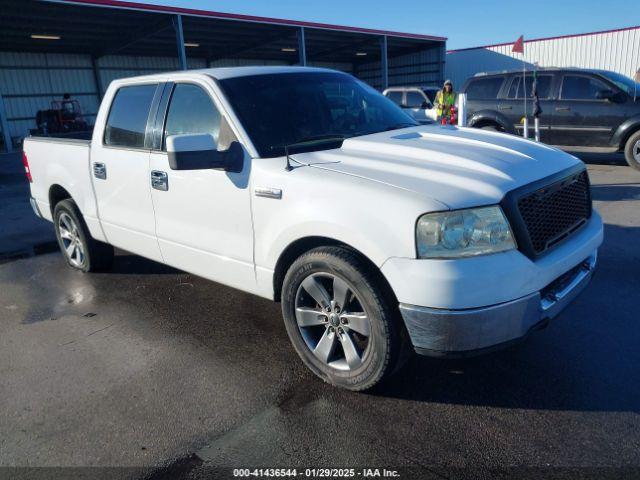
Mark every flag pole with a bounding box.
[522,52,528,139]
[512,35,528,138]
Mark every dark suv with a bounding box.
[461,68,640,169]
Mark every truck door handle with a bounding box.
[93,162,106,180]
[150,170,168,191]
[498,105,512,110]
[555,107,571,112]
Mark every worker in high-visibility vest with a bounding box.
[435,80,456,122]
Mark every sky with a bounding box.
[135,0,639,50]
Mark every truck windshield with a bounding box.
[218,72,417,158]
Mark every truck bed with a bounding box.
[23,135,97,230]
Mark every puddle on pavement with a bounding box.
[21,283,98,324]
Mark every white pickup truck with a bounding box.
[24,66,603,390]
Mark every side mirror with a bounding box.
[421,100,431,110]
[166,134,243,173]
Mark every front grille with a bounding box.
[517,170,591,256]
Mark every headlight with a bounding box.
[416,206,516,259]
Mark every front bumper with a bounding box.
[400,252,597,356]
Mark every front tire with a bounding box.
[53,199,114,272]
[624,130,640,171]
[281,246,406,391]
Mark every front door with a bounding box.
[404,90,432,124]
[148,81,255,292]
[550,73,618,147]
[91,83,163,262]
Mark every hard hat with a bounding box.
[444,79,453,86]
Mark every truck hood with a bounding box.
[298,125,583,209]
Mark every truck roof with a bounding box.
[111,66,340,84]
[472,66,616,77]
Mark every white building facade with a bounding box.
[446,26,640,88]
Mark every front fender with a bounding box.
[468,110,515,134]
[611,113,640,150]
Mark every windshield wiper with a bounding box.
[280,135,345,171]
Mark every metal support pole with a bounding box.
[91,56,104,100]
[0,93,13,153]
[380,35,388,90]
[297,27,307,66]
[440,43,446,85]
[173,14,187,71]
[458,93,467,127]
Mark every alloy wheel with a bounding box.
[295,273,372,371]
[58,212,85,268]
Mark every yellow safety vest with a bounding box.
[436,90,455,117]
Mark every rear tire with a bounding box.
[53,199,114,272]
[281,246,407,391]
[624,130,640,171]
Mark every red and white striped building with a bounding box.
[446,25,640,88]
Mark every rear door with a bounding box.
[497,73,555,142]
[464,76,505,123]
[148,80,255,291]
[550,73,619,146]
[91,83,163,261]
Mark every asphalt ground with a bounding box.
[0,153,639,480]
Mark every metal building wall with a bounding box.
[0,52,100,143]
[445,26,640,88]
[0,51,365,145]
[0,43,442,145]
[356,45,444,89]
[0,54,292,144]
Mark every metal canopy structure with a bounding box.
[0,0,446,152]
[0,0,445,62]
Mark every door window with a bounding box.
[406,91,428,108]
[508,75,552,99]
[465,77,504,100]
[163,84,221,150]
[561,75,610,100]
[104,84,157,148]
[385,91,403,106]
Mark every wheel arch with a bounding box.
[612,115,640,151]
[468,110,513,133]
[48,184,73,216]
[272,236,397,306]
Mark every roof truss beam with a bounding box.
[96,16,174,57]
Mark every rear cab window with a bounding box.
[385,90,403,106]
[104,84,157,148]
[465,76,505,100]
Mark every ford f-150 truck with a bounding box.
[23,66,603,391]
